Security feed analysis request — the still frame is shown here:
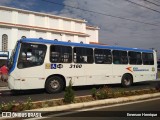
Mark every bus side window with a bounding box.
[94,49,112,64]
[50,45,72,63]
[113,50,121,64]
[128,51,142,65]
[142,53,154,65]
[113,50,128,64]
[74,47,93,64]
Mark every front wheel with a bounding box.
[45,76,64,94]
[121,74,133,87]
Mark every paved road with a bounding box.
[42,97,160,120]
[0,80,160,104]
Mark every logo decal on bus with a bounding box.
[45,63,50,69]
[51,64,63,69]
[126,67,149,72]
[51,64,57,69]
[133,67,149,71]
[152,67,155,72]
[126,67,133,72]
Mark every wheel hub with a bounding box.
[50,80,59,89]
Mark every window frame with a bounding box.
[2,34,8,51]
[50,45,72,63]
[17,43,47,69]
[142,52,154,65]
[94,48,112,64]
[73,47,93,64]
[112,50,128,65]
[128,51,142,65]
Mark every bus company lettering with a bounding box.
[126,67,149,72]
[133,67,149,72]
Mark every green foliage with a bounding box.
[0,97,33,112]
[23,97,33,110]
[64,80,75,103]
[96,86,112,99]
[91,88,97,98]
[0,101,16,112]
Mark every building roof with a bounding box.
[86,25,100,30]
[0,5,86,23]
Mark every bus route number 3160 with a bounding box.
[69,64,82,68]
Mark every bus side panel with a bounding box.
[85,64,112,85]
[15,65,46,89]
[8,68,21,89]
[112,65,130,84]
[44,64,86,87]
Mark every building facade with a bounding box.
[0,6,99,54]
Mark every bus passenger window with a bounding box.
[128,52,142,65]
[113,50,128,64]
[142,53,154,65]
[94,49,112,64]
[74,47,93,64]
[50,45,72,63]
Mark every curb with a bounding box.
[0,87,9,91]
[26,92,160,112]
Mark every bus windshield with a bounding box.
[8,42,18,70]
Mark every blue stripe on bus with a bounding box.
[9,41,20,74]
[20,38,153,53]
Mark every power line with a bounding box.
[152,0,160,4]
[142,0,160,7]
[41,0,160,27]
[124,0,160,14]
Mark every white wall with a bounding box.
[75,22,83,33]
[49,17,59,29]
[18,29,30,39]
[63,20,71,31]
[0,6,99,54]
[66,34,74,42]
[51,33,62,40]
[86,28,99,43]
[35,15,45,27]
[0,10,12,23]
[18,12,29,25]
[78,36,86,43]
[36,31,46,38]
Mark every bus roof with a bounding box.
[20,38,153,53]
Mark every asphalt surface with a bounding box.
[42,97,160,120]
[0,80,160,104]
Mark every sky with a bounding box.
[0,0,160,58]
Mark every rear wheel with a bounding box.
[45,76,64,93]
[121,74,133,87]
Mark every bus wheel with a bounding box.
[45,76,64,93]
[121,74,132,87]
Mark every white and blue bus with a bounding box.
[8,38,157,93]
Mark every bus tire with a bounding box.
[121,74,132,87]
[45,76,64,94]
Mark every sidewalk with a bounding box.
[0,80,9,91]
[0,81,7,87]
